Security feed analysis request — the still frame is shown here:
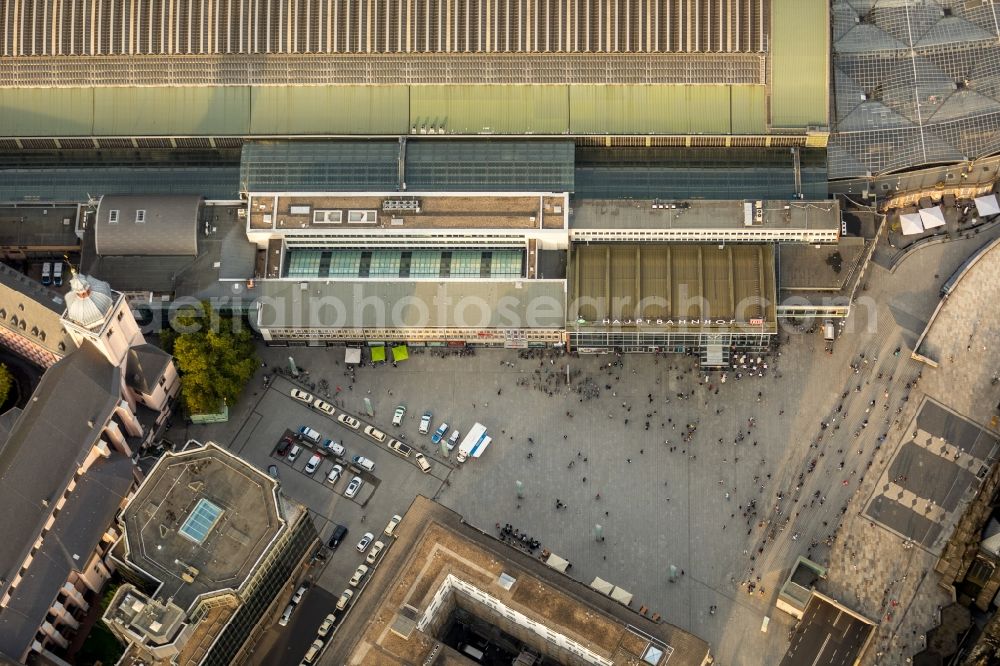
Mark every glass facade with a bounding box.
[201,513,318,666]
[283,248,524,279]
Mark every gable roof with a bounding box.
[125,344,172,395]
[0,341,120,606]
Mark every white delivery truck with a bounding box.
[455,423,491,463]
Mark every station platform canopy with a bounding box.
[568,243,777,333]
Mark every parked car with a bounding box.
[384,514,402,537]
[365,540,385,564]
[414,453,432,473]
[419,411,432,434]
[387,439,412,458]
[349,564,369,587]
[337,413,361,429]
[356,531,375,552]
[431,423,449,444]
[304,454,322,475]
[392,405,407,426]
[327,524,348,550]
[317,613,336,637]
[447,429,461,449]
[278,603,294,627]
[326,464,343,485]
[291,583,309,604]
[363,425,386,442]
[336,589,354,611]
[351,455,375,472]
[275,436,294,457]
[321,439,345,457]
[344,476,363,498]
[298,426,321,444]
[41,262,52,286]
[290,388,314,404]
[267,464,279,478]
[303,639,324,664]
[313,398,335,415]
[52,262,63,287]
[287,444,302,463]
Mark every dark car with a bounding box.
[327,524,348,550]
[275,435,294,457]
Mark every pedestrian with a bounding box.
[627,458,632,464]
[640,449,644,455]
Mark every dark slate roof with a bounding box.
[125,344,172,395]
[0,342,120,606]
[0,453,134,662]
[94,195,202,256]
[0,409,21,444]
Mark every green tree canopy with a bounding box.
[167,302,258,415]
[0,363,12,406]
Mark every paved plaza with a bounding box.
[179,227,1000,666]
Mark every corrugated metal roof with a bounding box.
[771,0,830,129]
[405,140,574,191]
[0,88,94,137]
[409,85,570,134]
[249,86,409,135]
[240,141,399,192]
[569,85,745,134]
[93,87,250,136]
[730,86,768,135]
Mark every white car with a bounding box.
[356,531,375,552]
[349,564,369,587]
[447,429,461,449]
[336,589,354,611]
[291,583,309,604]
[304,454,322,475]
[290,388,314,404]
[365,540,385,564]
[337,413,361,429]
[419,412,432,434]
[363,425,386,442]
[317,613,336,637]
[344,475,363,498]
[384,514,402,537]
[321,439,346,457]
[414,452,432,473]
[326,464,343,485]
[313,398,335,415]
[392,405,406,426]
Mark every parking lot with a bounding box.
[207,374,445,665]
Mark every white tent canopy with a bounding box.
[975,194,1000,217]
[345,347,362,364]
[609,587,633,606]
[590,577,614,595]
[919,205,946,230]
[544,552,571,573]
[900,213,924,236]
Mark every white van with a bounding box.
[351,455,375,472]
[41,262,52,285]
[298,426,321,444]
[287,444,302,463]
[278,603,294,627]
[52,262,63,287]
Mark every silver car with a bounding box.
[344,475,363,498]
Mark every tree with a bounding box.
[168,302,258,415]
[0,363,12,407]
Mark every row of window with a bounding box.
[571,231,837,241]
[107,210,145,224]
